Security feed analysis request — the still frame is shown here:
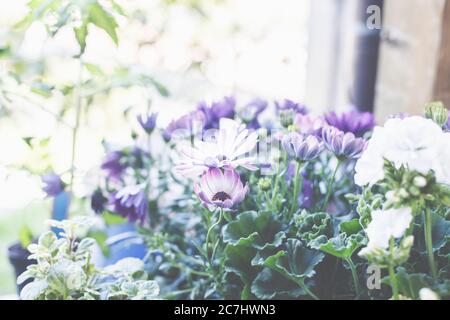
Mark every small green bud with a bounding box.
[425,101,448,127]
[287,124,298,132]
[258,177,272,192]
[280,109,295,128]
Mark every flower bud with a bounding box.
[413,176,427,188]
[258,177,272,192]
[280,109,295,128]
[425,101,448,127]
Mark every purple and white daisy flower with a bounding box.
[282,132,324,162]
[322,126,367,159]
[194,167,249,211]
[176,118,259,177]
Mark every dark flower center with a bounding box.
[212,191,231,202]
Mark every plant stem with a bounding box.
[241,283,250,300]
[69,59,84,192]
[205,209,223,265]
[291,161,303,214]
[345,258,361,298]
[297,279,319,300]
[271,153,286,209]
[322,159,341,211]
[424,208,437,280]
[389,237,399,300]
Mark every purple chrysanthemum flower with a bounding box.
[282,132,324,162]
[197,96,236,130]
[322,126,367,159]
[137,112,158,134]
[110,185,148,224]
[91,189,108,214]
[41,173,64,197]
[274,99,308,115]
[239,98,268,129]
[194,167,249,211]
[101,151,126,181]
[163,110,205,142]
[324,111,375,137]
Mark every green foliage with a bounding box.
[294,210,333,243]
[381,267,433,300]
[223,211,285,250]
[17,217,159,300]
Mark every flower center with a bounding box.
[212,191,231,202]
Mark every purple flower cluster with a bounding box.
[239,98,268,129]
[197,96,236,130]
[324,111,375,137]
[275,99,308,115]
[163,110,205,142]
[101,147,147,181]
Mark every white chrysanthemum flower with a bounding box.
[355,116,449,186]
[176,118,259,177]
[354,126,387,186]
[419,288,440,300]
[364,207,413,249]
[432,133,450,185]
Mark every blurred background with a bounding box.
[0,0,449,295]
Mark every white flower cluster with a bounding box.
[359,207,413,253]
[355,116,450,186]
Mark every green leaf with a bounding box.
[257,239,325,282]
[88,2,119,45]
[19,225,34,248]
[223,211,285,250]
[85,63,105,76]
[224,243,257,284]
[74,23,88,55]
[381,267,432,300]
[30,82,54,97]
[87,230,109,256]
[431,212,450,252]
[295,211,333,243]
[339,219,362,235]
[310,233,365,260]
[251,268,305,299]
[103,211,127,225]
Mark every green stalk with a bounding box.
[424,208,437,280]
[389,237,399,300]
[69,59,84,192]
[290,161,303,214]
[204,209,223,264]
[271,153,286,209]
[345,258,361,298]
[322,159,341,211]
[296,279,319,300]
